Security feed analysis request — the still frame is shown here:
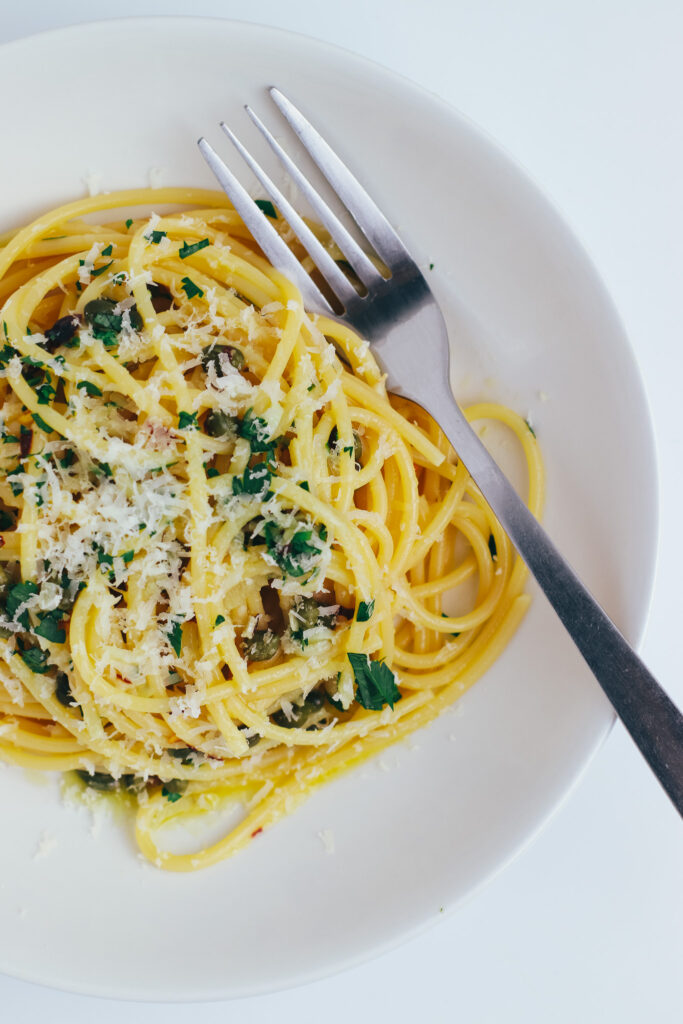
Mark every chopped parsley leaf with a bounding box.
[347,652,401,710]
[146,229,167,244]
[121,550,135,564]
[255,199,277,218]
[179,238,209,259]
[95,547,113,566]
[357,599,375,622]
[180,277,203,300]
[101,244,113,257]
[0,343,17,368]
[168,621,183,657]
[125,218,133,229]
[488,534,497,560]
[34,610,66,644]
[232,463,272,497]
[7,467,24,496]
[6,581,38,626]
[31,413,53,433]
[162,787,183,803]
[238,409,272,452]
[178,411,198,430]
[525,419,537,438]
[77,380,103,398]
[91,260,114,278]
[35,380,56,405]
[214,615,226,627]
[18,645,50,674]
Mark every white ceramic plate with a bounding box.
[0,18,657,1000]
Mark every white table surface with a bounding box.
[2,2,682,1020]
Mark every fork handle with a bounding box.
[438,394,683,816]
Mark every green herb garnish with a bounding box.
[238,409,272,452]
[357,599,375,622]
[179,238,209,259]
[31,413,53,433]
[6,581,38,626]
[178,411,198,430]
[180,277,203,300]
[91,260,114,278]
[77,380,103,398]
[255,199,277,218]
[262,518,326,578]
[347,652,401,710]
[34,610,66,644]
[18,645,50,674]
[232,463,272,497]
[168,621,183,657]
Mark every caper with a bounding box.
[225,345,245,370]
[202,345,245,375]
[167,746,196,764]
[238,725,261,748]
[271,689,325,729]
[44,314,81,352]
[121,774,147,794]
[244,629,280,662]
[289,596,320,632]
[83,297,119,323]
[75,769,118,792]
[58,582,82,614]
[162,778,188,795]
[55,672,74,707]
[242,517,266,547]
[0,563,11,601]
[204,409,239,439]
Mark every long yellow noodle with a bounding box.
[0,189,543,870]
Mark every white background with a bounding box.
[1,1,682,1021]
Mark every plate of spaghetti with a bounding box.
[0,18,657,1000]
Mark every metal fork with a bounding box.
[198,87,683,815]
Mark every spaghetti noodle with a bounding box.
[0,189,543,870]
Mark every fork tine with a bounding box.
[269,87,410,272]
[197,136,333,315]
[243,105,386,290]
[219,123,361,311]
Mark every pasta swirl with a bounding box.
[0,190,543,870]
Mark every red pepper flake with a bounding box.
[251,827,263,838]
